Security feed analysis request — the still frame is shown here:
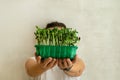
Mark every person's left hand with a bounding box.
[58,55,78,71]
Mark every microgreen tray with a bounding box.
[35,45,78,59]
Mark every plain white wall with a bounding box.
[0,0,120,80]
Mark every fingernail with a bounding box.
[49,57,52,59]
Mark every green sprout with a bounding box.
[34,26,80,46]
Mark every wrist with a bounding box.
[63,65,73,71]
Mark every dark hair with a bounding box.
[46,22,66,29]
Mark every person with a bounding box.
[25,22,85,80]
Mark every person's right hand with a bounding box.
[36,56,57,71]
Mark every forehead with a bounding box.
[49,27,62,30]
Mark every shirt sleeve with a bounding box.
[28,76,41,80]
[64,73,81,80]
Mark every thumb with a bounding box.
[72,54,78,63]
[36,56,41,64]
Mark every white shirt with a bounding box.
[29,57,81,80]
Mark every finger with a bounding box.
[51,59,58,68]
[66,58,72,66]
[56,59,58,65]
[58,59,60,66]
[63,59,67,68]
[48,58,56,68]
[43,57,52,67]
[58,59,63,69]
[34,52,37,59]
[36,56,41,63]
[72,55,78,63]
[54,59,58,66]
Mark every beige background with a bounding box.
[0,0,120,80]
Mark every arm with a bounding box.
[58,55,85,77]
[25,56,57,77]
[64,57,85,77]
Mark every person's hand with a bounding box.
[36,56,57,71]
[58,55,78,71]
